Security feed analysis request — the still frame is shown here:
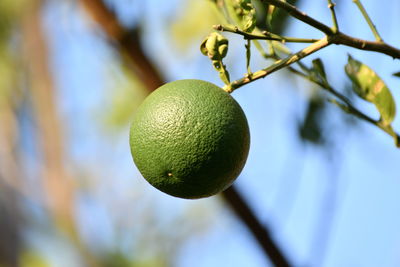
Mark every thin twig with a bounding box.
[352,0,383,42]
[263,0,334,35]
[327,0,339,33]
[214,24,319,43]
[262,0,400,58]
[225,37,330,92]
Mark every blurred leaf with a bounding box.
[251,0,270,30]
[345,55,396,126]
[0,0,27,40]
[0,45,21,110]
[393,71,400,78]
[103,65,148,129]
[267,0,299,34]
[225,0,256,32]
[271,40,291,55]
[20,250,51,267]
[298,95,326,145]
[310,58,328,85]
[170,0,220,51]
[102,252,134,267]
[312,59,327,80]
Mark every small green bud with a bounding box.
[200,32,229,60]
[205,34,219,59]
[218,44,228,58]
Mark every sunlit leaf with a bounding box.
[345,55,396,126]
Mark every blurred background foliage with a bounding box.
[0,0,400,267]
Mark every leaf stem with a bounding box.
[352,0,383,42]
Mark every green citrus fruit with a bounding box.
[129,79,250,199]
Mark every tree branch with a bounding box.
[223,187,291,267]
[80,0,164,90]
[23,0,76,235]
[226,37,330,92]
[79,0,292,265]
[330,33,400,59]
[22,2,99,266]
[263,0,334,35]
[214,24,319,43]
[262,0,400,59]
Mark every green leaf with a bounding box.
[345,55,396,126]
[298,95,326,145]
[310,58,328,85]
[393,71,400,78]
[312,59,327,80]
[170,0,220,51]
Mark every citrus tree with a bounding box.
[130,0,400,198]
[125,0,400,265]
[1,0,399,266]
[199,0,399,145]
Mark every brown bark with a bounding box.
[21,2,99,266]
[80,0,165,90]
[0,105,21,267]
[22,0,75,233]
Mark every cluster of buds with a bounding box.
[200,32,228,61]
[201,32,231,85]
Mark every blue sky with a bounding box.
[39,0,400,266]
